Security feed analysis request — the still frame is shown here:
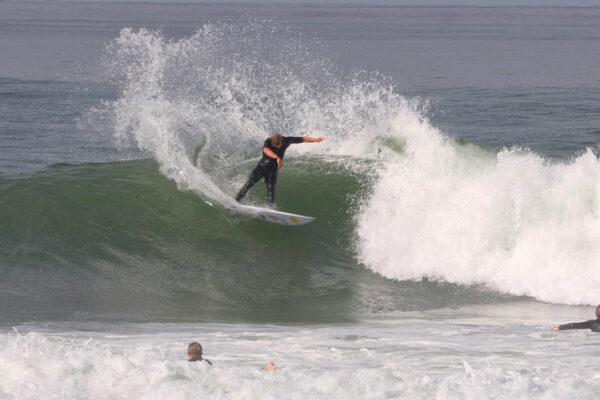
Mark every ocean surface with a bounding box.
[2,2,600,399]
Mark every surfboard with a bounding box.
[228,204,315,226]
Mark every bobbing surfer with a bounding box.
[187,342,212,365]
[235,133,324,203]
[551,305,600,332]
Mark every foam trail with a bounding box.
[106,28,232,204]
[101,24,417,204]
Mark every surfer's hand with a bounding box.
[315,137,324,142]
[551,326,560,331]
[277,157,282,169]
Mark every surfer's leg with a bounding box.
[265,170,278,203]
[235,166,264,202]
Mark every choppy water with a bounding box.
[1,2,600,399]
[4,307,600,400]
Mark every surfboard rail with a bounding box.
[228,204,315,226]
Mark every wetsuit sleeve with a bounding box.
[286,136,303,144]
[558,320,594,330]
[263,138,273,150]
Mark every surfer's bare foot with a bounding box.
[264,362,275,371]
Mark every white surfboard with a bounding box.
[228,204,315,226]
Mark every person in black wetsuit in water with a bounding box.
[187,342,212,365]
[235,132,324,203]
[551,305,600,332]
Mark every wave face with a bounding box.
[3,160,507,324]
[0,159,368,323]
[98,24,600,306]
[4,23,599,324]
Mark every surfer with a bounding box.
[187,342,213,365]
[551,305,600,332]
[235,133,324,203]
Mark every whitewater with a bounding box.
[4,314,600,400]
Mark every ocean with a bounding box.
[1,2,600,398]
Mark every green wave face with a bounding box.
[9,23,585,324]
[0,160,508,324]
[0,159,364,323]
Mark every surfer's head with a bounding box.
[188,342,203,361]
[596,305,600,319]
[270,133,283,148]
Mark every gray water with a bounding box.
[2,3,600,172]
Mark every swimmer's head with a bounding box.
[188,342,203,361]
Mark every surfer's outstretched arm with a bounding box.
[551,305,600,332]
[301,136,324,143]
[552,321,596,331]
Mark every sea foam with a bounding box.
[357,111,600,305]
[2,320,598,400]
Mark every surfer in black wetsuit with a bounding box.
[188,342,212,365]
[235,132,324,203]
[551,305,600,332]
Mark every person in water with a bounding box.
[235,133,324,203]
[551,305,600,332]
[264,361,275,371]
[187,342,213,365]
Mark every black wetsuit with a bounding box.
[189,357,213,365]
[559,319,600,332]
[235,136,303,203]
